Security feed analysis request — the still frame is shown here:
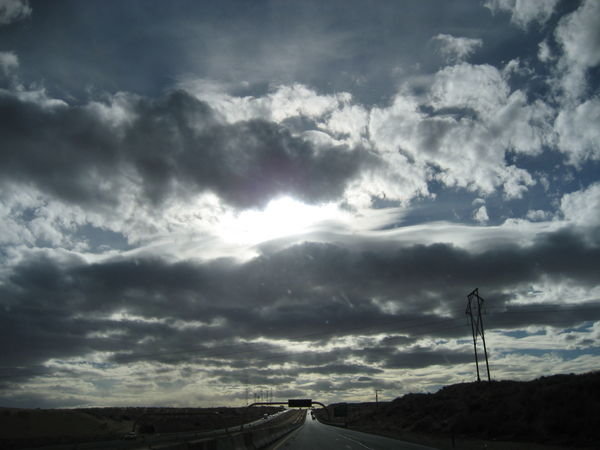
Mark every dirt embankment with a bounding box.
[317,371,600,449]
[0,406,280,449]
[0,407,129,449]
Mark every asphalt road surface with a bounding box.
[272,416,437,450]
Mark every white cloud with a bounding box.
[490,352,600,382]
[0,51,18,76]
[322,103,370,146]
[554,0,600,101]
[0,62,558,266]
[491,324,598,353]
[560,182,600,227]
[432,34,482,63]
[526,209,552,222]
[502,58,533,79]
[89,63,551,214]
[0,185,107,252]
[181,80,350,125]
[555,97,600,164]
[0,58,573,260]
[268,84,352,122]
[428,62,552,157]
[500,164,536,199]
[0,51,20,91]
[429,63,509,117]
[509,278,600,307]
[537,40,553,63]
[473,205,489,224]
[484,0,559,28]
[0,0,30,26]
[366,63,547,199]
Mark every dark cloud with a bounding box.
[301,364,383,376]
[0,391,85,409]
[1,0,599,410]
[304,377,402,394]
[0,366,51,390]
[2,224,600,385]
[360,346,474,369]
[0,89,371,210]
[0,92,122,206]
[0,1,518,104]
[207,362,382,387]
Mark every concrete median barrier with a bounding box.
[155,411,304,450]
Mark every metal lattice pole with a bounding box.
[466,288,491,382]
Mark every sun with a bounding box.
[218,196,342,245]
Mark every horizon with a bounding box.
[1,0,600,409]
[4,369,598,410]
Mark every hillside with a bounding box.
[318,371,600,449]
[0,406,279,449]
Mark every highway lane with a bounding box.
[272,415,438,450]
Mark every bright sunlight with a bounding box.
[218,196,344,245]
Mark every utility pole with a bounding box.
[375,389,383,408]
[244,373,249,407]
[466,288,491,382]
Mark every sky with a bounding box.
[0,0,599,409]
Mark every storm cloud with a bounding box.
[2,225,599,379]
[1,0,599,408]
[0,89,372,210]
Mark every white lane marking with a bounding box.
[337,432,374,450]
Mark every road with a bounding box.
[271,416,437,450]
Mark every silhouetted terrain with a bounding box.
[317,371,600,449]
[0,405,280,449]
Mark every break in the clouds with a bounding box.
[1,0,599,408]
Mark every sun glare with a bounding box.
[219,197,342,245]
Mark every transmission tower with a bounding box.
[466,288,491,382]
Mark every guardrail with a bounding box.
[162,410,306,450]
